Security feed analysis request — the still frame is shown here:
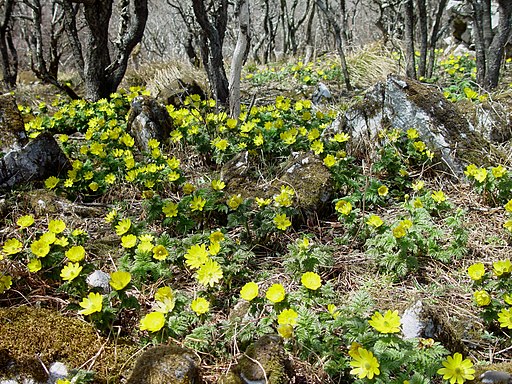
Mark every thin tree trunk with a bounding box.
[427,0,447,78]
[229,0,250,119]
[315,0,352,90]
[417,0,428,78]
[484,0,512,89]
[404,0,416,79]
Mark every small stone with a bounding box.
[480,370,512,384]
[48,362,68,383]
[86,270,111,293]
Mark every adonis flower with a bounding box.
[139,311,165,332]
[301,272,322,290]
[350,347,380,379]
[437,353,475,384]
[197,259,223,287]
[152,245,169,261]
[240,282,259,301]
[266,283,286,303]
[115,218,131,236]
[109,271,131,291]
[467,263,485,281]
[368,309,401,334]
[277,308,298,326]
[185,244,209,269]
[191,297,210,315]
[273,213,291,231]
[66,245,86,262]
[79,292,103,315]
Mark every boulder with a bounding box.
[0,133,70,191]
[127,95,174,152]
[126,344,202,384]
[221,334,292,384]
[276,152,333,214]
[340,74,499,177]
[0,94,28,155]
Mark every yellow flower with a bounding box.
[152,245,169,261]
[3,238,23,255]
[227,194,243,210]
[0,275,13,294]
[273,213,291,231]
[40,232,56,244]
[431,190,447,203]
[54,236,69,247]
[191,297,210,315]
[492,165,507,178]
[162,201,179,218]
[31,239,50,258]
[467,263,485,281]
[88,182,99,192]
[185,244,209,269]
[190,195,206,211]
[115,218,131,236]
[139,311,166,332]
[301,271,322,290]
[464,164,478,177]
[79,292,103,315]
[211,179,225,191]
[377,185,388,197]
[413,198,423,208]
[327,304,340,319]
[350,347,380,379]
[332,132,350,142]
[407,128,419,139]
[65,245,86,262]
[155,286,176,313]
[60,262,83,281]
[109,271,131,290]
[368,309,401,333]
[266,283,286,303]
[17,215,34,228]
[473,168,487,183]
[411,180,424,191]
[473,290,491,306]
[105,209,118,223]
[197,259,223,287]
[335,200,352,215]
[207,240,220,255]
[274,192,293,207]
[503,220,512,233]
[277,324,294,339]
[437,353,475,384]
[45,176,59,189]
[493,259,512,277]
[240,282,259,301]
[209,231,225,243]
[27,258,42,272]
[393,224,407,238]
[120,234,137,248]
[505,199,512,213]
[498,308,512,329]
[104,173,116,184]
[310,140,324,155]
[323,154,336,167]
[277,308,298,326]
[255,197,272,207]
[503,293,512,305]
[367,215,383,228]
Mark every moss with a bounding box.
[126,344,201,384]
[471,363,512,383]
[398,76,507,167]
[0,94,27,155]
[233,334,292,384]
[0,306,137,382]
[277,152,333,213]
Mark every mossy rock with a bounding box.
[470,364,512,383]
[276,152,333,214]
[221,334,292,384]
[126,344,202,384]
[0,94,28,156]
[0,306,136,382]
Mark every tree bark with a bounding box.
[416,0,428,78]
[315,0,352,91]
[427,0,448,78]
[484,0,512,89]
[404,0,416,79]
[0,0,17,89]
[192,0,230,105]
[229,0,250,119]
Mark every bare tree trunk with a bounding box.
[404,0,416,79]
[427,0,448,78]
[484,0,512,89]
[192,0,230,105]
[417,0,428,78]
[315,0,352,91]
[229,0,250,119]
[0,0,17,89]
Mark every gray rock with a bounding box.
[126,344,202,384]
[86,270,111,293]
[312,82,332,105]
[127,96,174,152]
[228,334,292,384]
[0,133,70,191]
[342,74,495,177]
[480,370,512,384]
[401,300,424,339]
[47,362,68,383]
